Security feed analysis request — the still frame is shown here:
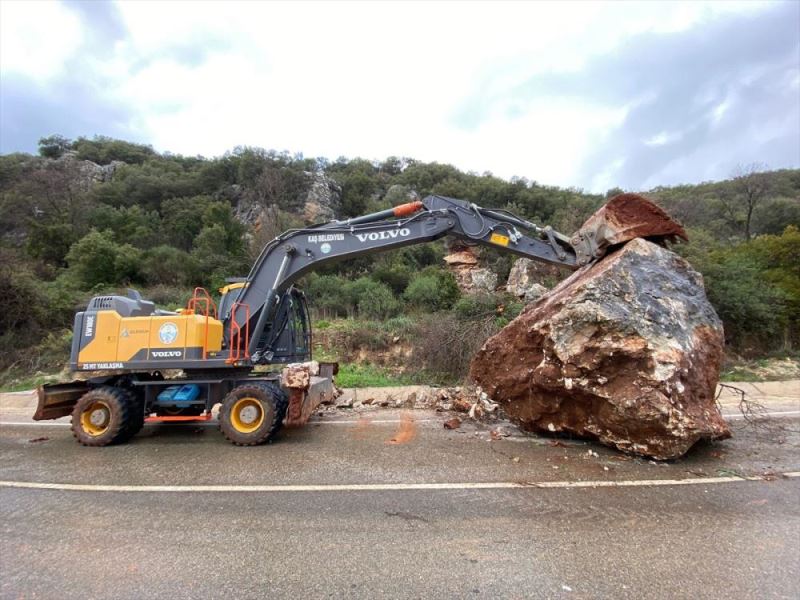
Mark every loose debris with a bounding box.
[443,418,462,430]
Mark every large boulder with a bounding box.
[470,238,730,460]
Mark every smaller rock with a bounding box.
[468,403,484,419]
[443,418,462,430]
[452,398,472,413]
[443,250,478,266]
[336,397,354,409]
[490,427,511,439]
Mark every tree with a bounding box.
[72,136,155,165]
[721,163,772,240]
[38,135,72,159]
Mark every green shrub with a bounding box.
[453,293,498,318]
[371,263,411,295]
[338,277,400,318]
[66,230,142,287]
[143,285,192,310]
[0,262,48,334]
[141,245,197,286]
[307,274,351,317]
[356,280,400,319]
[403,269,460,311]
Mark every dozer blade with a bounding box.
[34,380,89,420]
[571,193,688,265]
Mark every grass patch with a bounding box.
[720,368,763,382]
[335,363,411,388]
[1,373,59,392]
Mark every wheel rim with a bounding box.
[80,400,111,436]
[230,397,265,434]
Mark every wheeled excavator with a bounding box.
[34,194,685,446]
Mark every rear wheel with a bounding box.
[71,386,132,446]
[218,382,286,446]
[123,391,146,440]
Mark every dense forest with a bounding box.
[1,135,798,384]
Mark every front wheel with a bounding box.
[71,386,133,446]
[218,383,286,446]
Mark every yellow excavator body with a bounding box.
[75,311,223,369]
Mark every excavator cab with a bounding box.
[255,287,312,363]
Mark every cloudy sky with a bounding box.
[1,0,798,192]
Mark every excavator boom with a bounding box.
[231,192,684,362]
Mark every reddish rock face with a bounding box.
[470,238,730,460]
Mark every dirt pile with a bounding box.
[470,238,730,460]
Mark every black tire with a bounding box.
[71,386,133,447]
[273,389,289,435]
[123,391,146,440]
[218,382,286,446]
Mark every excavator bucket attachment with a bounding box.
[571,193,688,265]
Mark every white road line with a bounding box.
[310,419,440,425]
[1,473,798,494]
[1,411,799,429]
[724,410,800,419]
[0,418,440,428]
[0,422,70,427]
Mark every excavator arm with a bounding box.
[229,195,580,361]
[226,192,685,362]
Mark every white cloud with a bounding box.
[0,0,793,189]
[0,0,83,82]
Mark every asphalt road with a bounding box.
[1,410,799,599]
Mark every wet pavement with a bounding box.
[1,406,799,599]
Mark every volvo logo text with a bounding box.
[151,350,182,358]
[355,228,411,243]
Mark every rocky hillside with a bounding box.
[1,135,798,386]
